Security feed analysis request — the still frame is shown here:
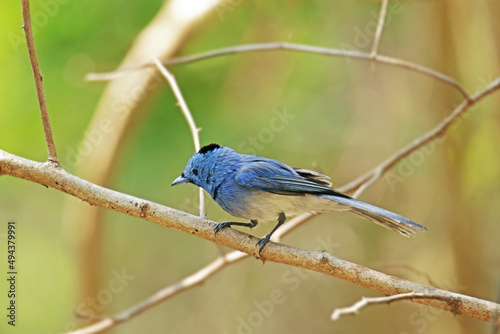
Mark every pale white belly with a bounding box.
[226,192,350,221]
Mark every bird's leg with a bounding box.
[256,212,286,255]
[214,219,258,235]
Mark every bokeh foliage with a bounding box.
[1,0,500,333]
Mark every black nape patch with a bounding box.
[198,143,221,154]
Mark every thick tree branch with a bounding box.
[86,42,470,100]
[1,150,499,326]
[21,0,58,163]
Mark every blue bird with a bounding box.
[172,144,427,254]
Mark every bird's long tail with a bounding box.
[328,196,427,237]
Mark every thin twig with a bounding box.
[331,292,452,321]
[65,213,313,334]
[152,57,205,217]
[152,58,200,151]
[370,0,390,57]
[68,251,247,334]
[86,42,470,100]
[351,168,382,199]
[21,0,58,163]
[65,0,222,302]
[340,77,500,195]
[371,260,440,288]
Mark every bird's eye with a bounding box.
[192,168,199,176]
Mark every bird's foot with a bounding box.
[256,236,271,255]
[214,222,232,235]
[214,220,258,236]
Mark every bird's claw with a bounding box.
[214,222,231,236]
[256,237,270,255]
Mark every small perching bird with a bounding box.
[172,144,427,254]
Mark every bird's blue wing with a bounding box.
[233,158,426,236]
[292,167,333,187]
[234,160,349,198]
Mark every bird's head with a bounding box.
[171,143,224,190]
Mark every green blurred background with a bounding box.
[1,0,500,333]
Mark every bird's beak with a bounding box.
[171,175,189,186]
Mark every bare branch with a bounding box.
[10,4,500,330]
[371,260,440,288]
[152,58,200,152]
[21,0,58,163]
[64,0,223,301]
[331,292,452,321]
[2,75,498,334]
[370,0,390,57]
[66,212,314,334]
[341,77,500,195]
[1,149,500,326]
[69,251,247,334]
[86,42,470,99]
[152,57,205,217]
